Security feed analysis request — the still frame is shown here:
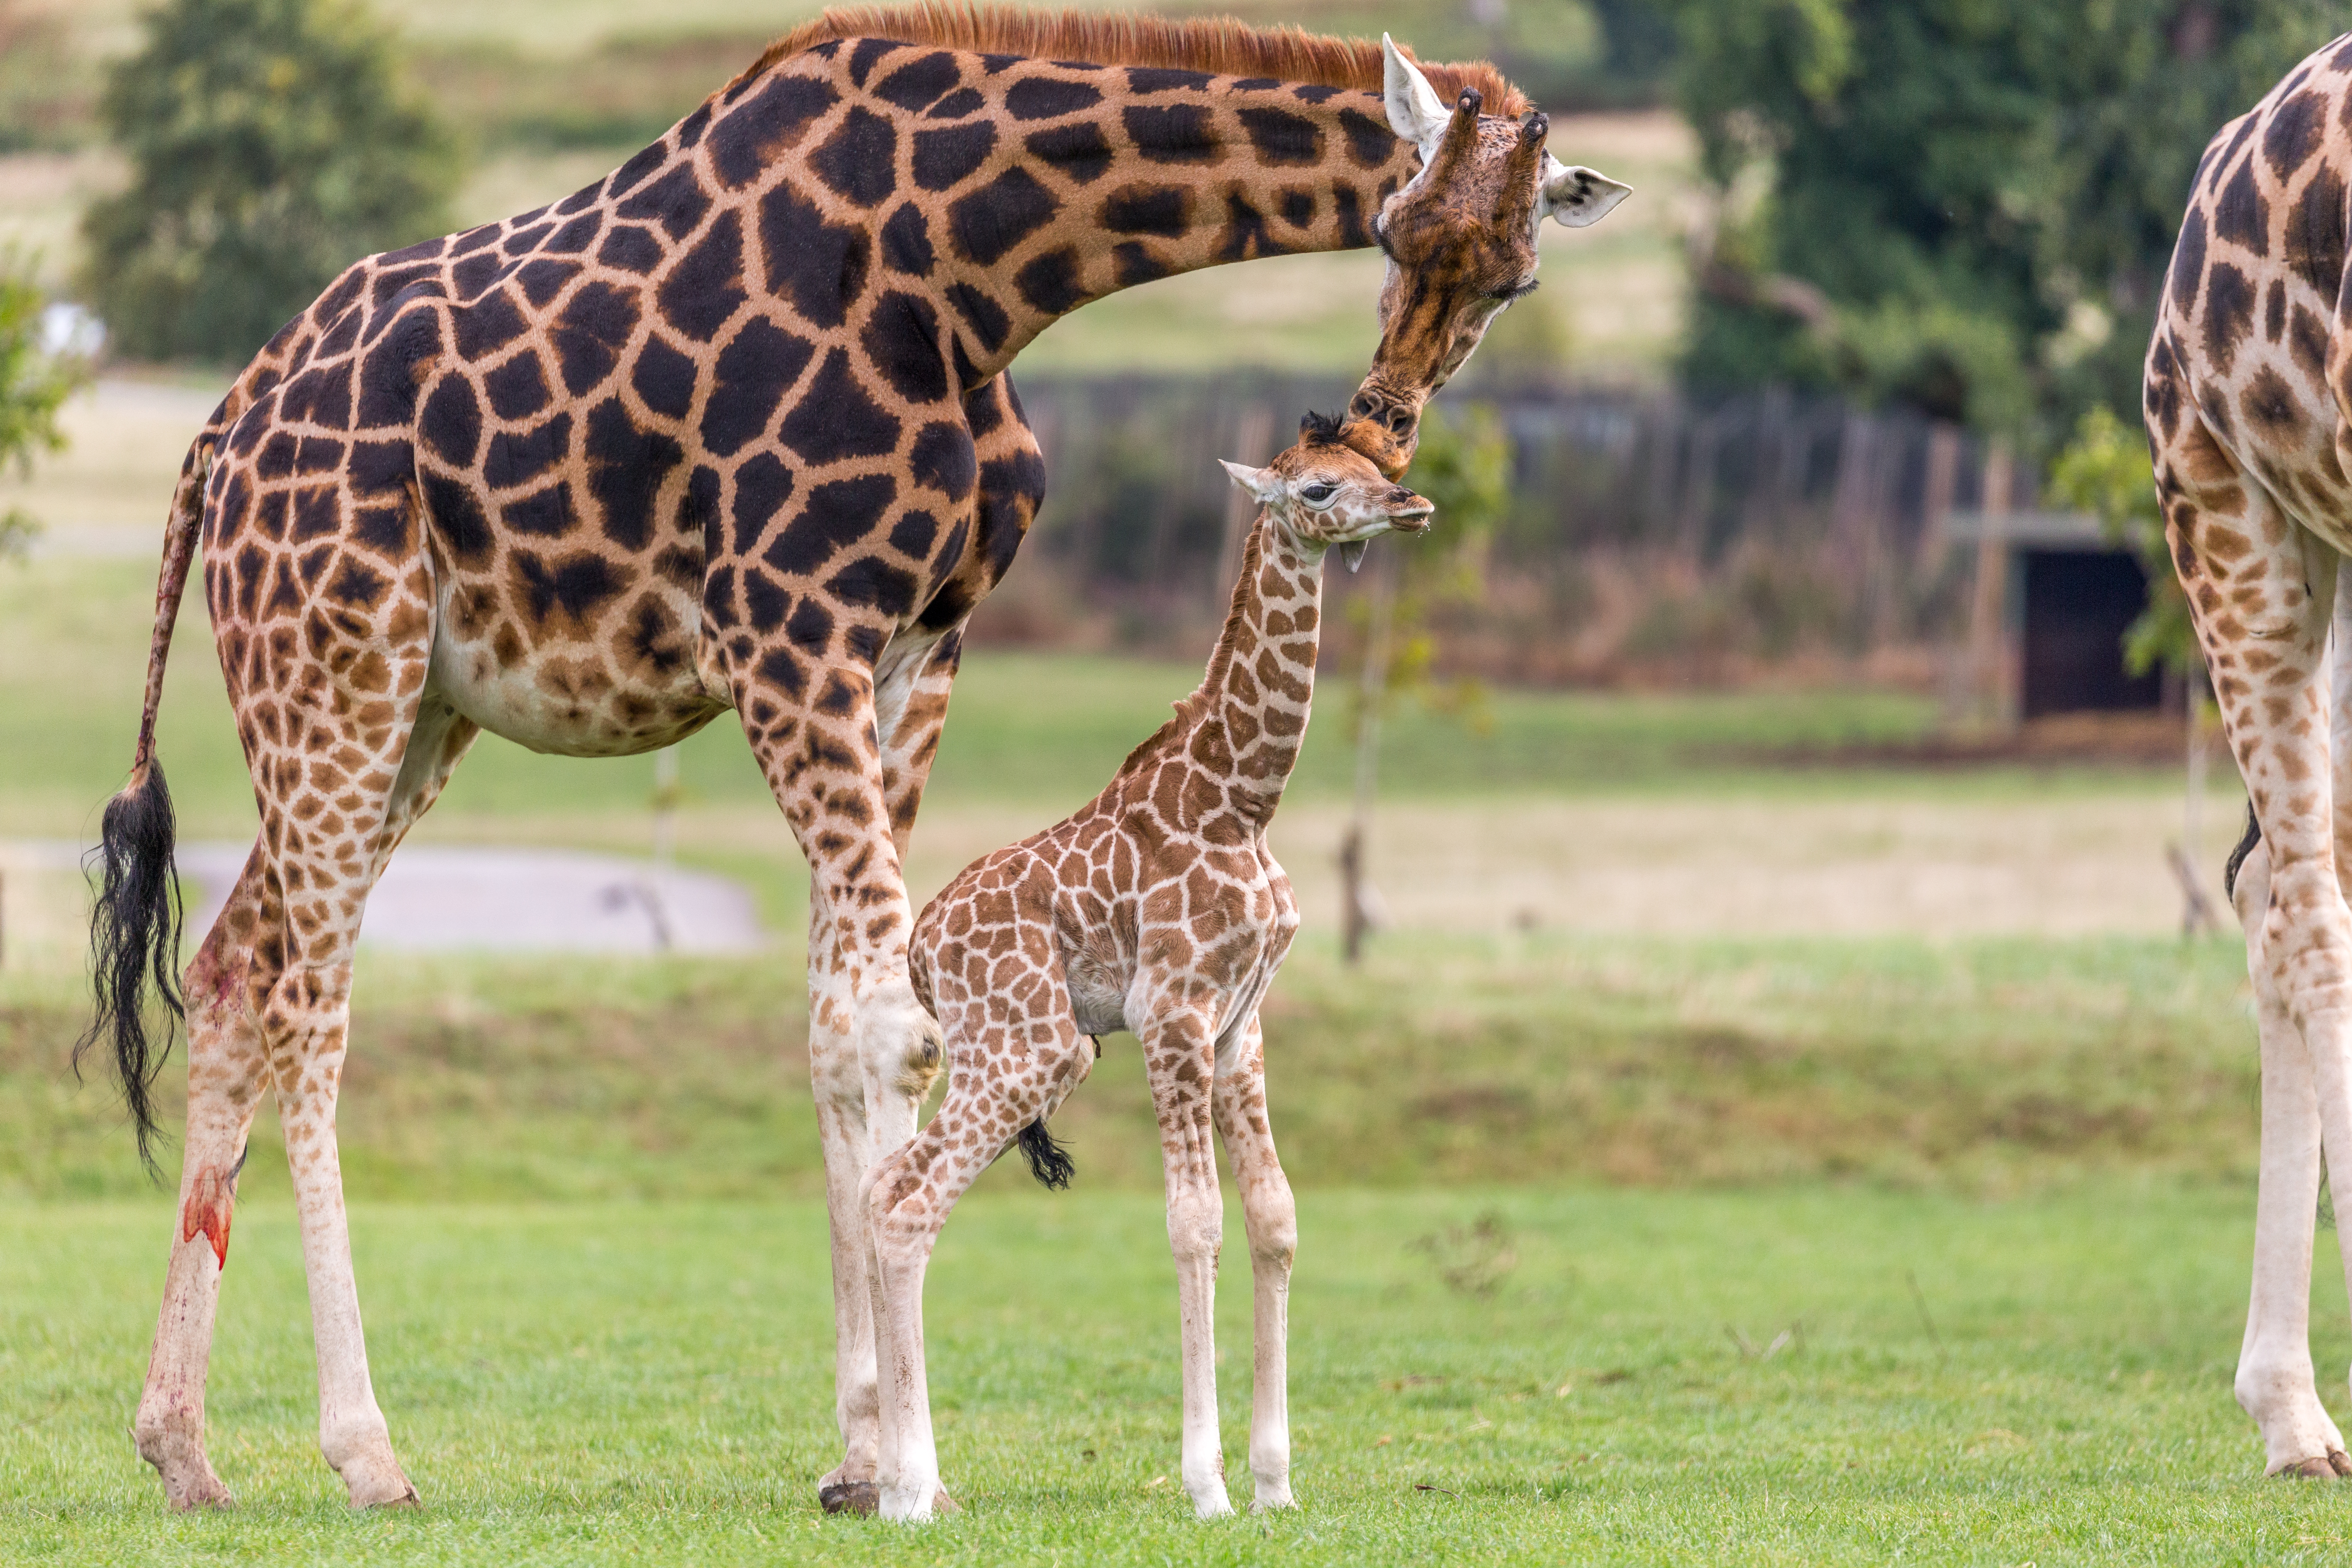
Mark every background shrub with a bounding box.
[79,0,460,364]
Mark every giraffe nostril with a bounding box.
[1349,392,1377,419]
[1386,408,1412,435]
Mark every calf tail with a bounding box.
[77,436,208,1174]
[2224,804,2262,904]
[1017,1119,1075,1191]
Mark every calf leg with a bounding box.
[1211,1014,1297,1511]
[1145,1009,1232,1519]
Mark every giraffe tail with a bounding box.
[1016,1119,1075,1190]
[78,435,209,1174]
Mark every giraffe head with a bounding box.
[1340,37,1631,474]
[1221,411,1434,572]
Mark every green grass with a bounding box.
[5,1184,2350,1565]
[0,932,2269,1203]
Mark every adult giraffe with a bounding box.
[2150,31,2352,1478]
[85,2,1630,1515]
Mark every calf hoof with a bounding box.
[820,1480,880,1516]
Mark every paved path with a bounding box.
[9,842,765,955]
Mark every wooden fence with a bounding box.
[1000,374,2034,680]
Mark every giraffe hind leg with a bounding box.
[866,908,1088,1522]
[133,849,273,1510]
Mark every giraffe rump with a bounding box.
[1016,1118,1076,1189]
[79,761,186,1174]
[737,2,1528,116]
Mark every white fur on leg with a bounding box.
[1167,1177,1233,1519]
[275,981,418,1510]
[809,921,904,1508]
[1213,1027,1298,1512]
[2234,844,2350,1470]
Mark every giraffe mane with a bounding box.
[729,2,1530,118]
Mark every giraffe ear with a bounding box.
[1220,459,1281,504]
[1382,35,1450,158]
[1541,156,1632,229]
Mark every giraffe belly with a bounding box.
[428,583,729,757]
[1065,954,1132,1038]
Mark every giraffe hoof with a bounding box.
[137,1427,234,1511]
[166,1471,235,1512]
[338,1451,421,1509]
[2281,1454,2345,1479]
[820,1480,881,1516]
[2334,1451,2352,1477]
[933,1485,961,1515]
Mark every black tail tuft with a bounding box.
[2225,804,2263,904]
[77,762,185,1175]
[1017,1118,1075,1191]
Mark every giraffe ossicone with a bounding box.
[864,415,1434,1522]
[74,3,1622,1516]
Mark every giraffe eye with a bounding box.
[1300,482,1338,506]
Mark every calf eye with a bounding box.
[1300,482,1338,505]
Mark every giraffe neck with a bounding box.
[1180,512,1326,825]
[744,42,1419,382]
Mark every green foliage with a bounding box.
[1372,404,1517,730]
[2050,405,2196,679]
[1670,0,2341,442]
[0,256,87,562]
[80,0,462,364]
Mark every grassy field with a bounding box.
[6,1185,2351,1565]
[0,930,2270,1202]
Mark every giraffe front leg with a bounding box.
[808,954,883,1514]
[736,647,950,1516]
[1211,1014,1296,1512]
[134,884,270,1510]
[2233,840,2350,1474]
[1144,1010,1233,1520]
[2161,418,2352,1473]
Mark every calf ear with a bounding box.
[1382,35,1450,157]
[1219,459,1282,504]
[1541,159,1633,228]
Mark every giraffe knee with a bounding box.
[1167,1187,1223,1264]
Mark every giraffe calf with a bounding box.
[861,415,1434,1521]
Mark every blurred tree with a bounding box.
[81,0,461,364]
[0,0,93,151]
[1341,404,1512,960]
[2049,405,2192,679]
[0,256,88,561]
[1669,0,2339,444]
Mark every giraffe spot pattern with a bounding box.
[149,48,1541,1439]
